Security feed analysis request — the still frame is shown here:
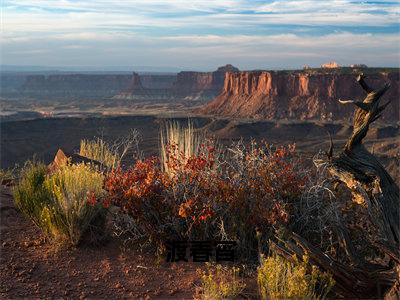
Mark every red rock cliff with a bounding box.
[199,71,399,121]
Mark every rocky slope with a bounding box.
[198,70,399,122]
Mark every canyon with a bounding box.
[1,66,398,123]
[198,69,399,122]
[1,64,239,101]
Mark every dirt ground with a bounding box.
[0,185,257,299]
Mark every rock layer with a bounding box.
[20,74,132,98]
[199,70,399,121]
[114,72,175,100]
[115,64,239,101]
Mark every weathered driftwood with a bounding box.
[331,74,399,245]
[271,74,400,299]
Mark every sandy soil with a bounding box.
[0,185,258,299]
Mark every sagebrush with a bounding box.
[257,254,335,299]
[14,161,107,246]
[199,264,245,300]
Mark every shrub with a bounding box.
[14,161,107,246]
[257,254,334,300]
[13,161,52,230]
[212,141,307,259]
[105,157,170,246]
[106,121,309,259]
[79,138,118,168]
[107,132,309,258]
[44,163,107,245]
[199,263,245,300]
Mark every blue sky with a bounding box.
[2,0,400,70]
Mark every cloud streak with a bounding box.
[2,0,399,69]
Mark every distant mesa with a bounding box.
[321,61,340,69]
[1,64,239,101]
[216,64,240,73]
[16,74,132,98]
[304,63,368,70]
[114,65,240,101]
[350,64,368,68]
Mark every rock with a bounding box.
[168,288,178,295]
[198,70,399,122]
[114,65,240,101]
[48,149,107,173]
[115,282,122,289]
[23,241,32,247]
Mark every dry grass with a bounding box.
[160,121,205,177]
[79,138,118,168]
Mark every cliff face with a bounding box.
[172,64,239,100]
[199,71,399,121]
[113,72,175,100]
[21,74,132,98]
[4,65,239,101]
[116,64,240,101]
[140,74,176,89]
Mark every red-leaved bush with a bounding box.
[105,140,308,258]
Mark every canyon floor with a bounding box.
[1,101,398,182]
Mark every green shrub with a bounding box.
[257,254,334,300]
[199,264,245,300]
[44,163,106,245]
[14,161,107,246]
[13,161,52,230]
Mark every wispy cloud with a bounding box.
[2,0,399,69]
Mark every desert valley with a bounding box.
[1,1,400,299]
[1,65,399,180]
[1,63,399,299]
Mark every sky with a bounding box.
[2,0,400,71]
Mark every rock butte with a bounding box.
[198,70,399,122]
